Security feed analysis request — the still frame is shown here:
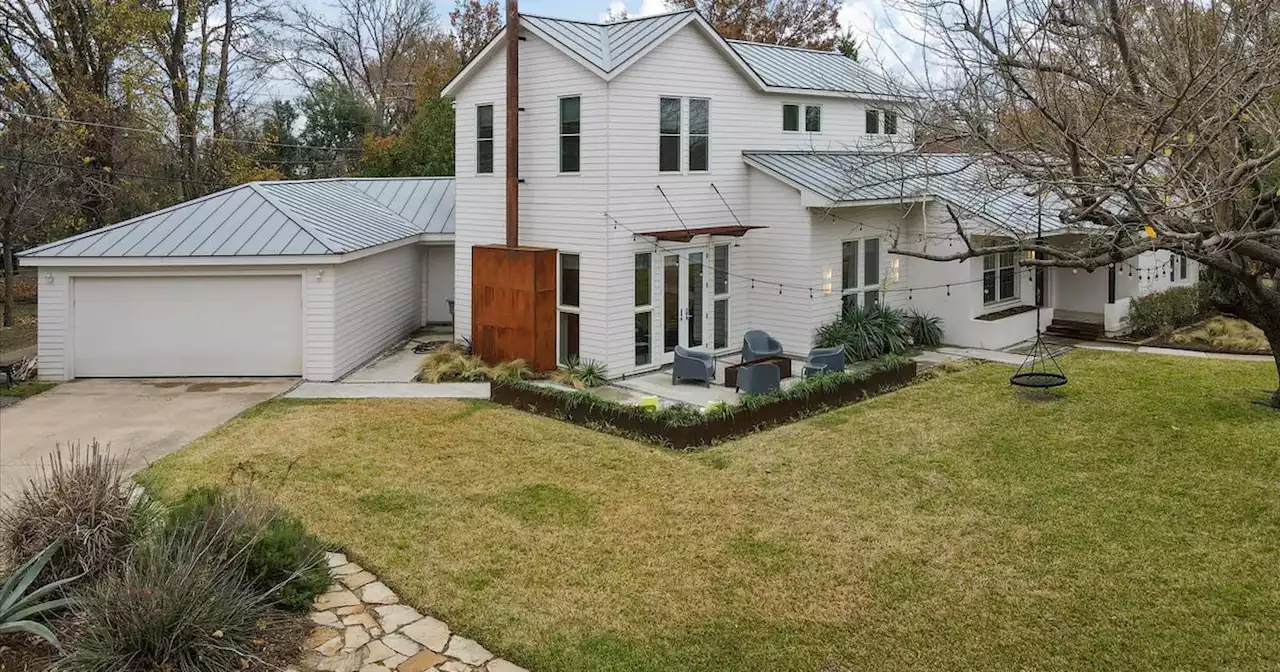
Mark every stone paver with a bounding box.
[297,553,528,672]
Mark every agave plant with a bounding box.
[552,358,609,389]
[1,541,81,649]
[906,309,945,347]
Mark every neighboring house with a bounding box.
[19,178,455,381]
[443,9,1194,378]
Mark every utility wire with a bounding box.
[1,110,365,154]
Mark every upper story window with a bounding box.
[559,96,580,173]
[689,98,709,172]
[476,104,494,174]
[805,105,822,132]
[866,109,899,135]
[659,97,681,172]
[783,103,821,133]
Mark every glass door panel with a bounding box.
[687,252,704,348]
[663,254,680,353]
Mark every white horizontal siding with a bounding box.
[35,272,69,380]
[332,245,422,378]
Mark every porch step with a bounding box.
[1045,319,1104,341]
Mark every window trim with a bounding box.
[782,103,801,132]
[865,109,881,135]
[883,109,898,135]
[558,94,581,175]
[475,103,495,175]
[712,244,730,350]
[688,97,710,173]
[982,250,1020,306]
[558,252,582,366]
[658,96,682,173]
[1179,254,1189,280]
[804,104,822,133]
[841,237,881,311]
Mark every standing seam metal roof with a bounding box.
[519,11,904,97]
[742,151,1091,235]
[20,177,454,259]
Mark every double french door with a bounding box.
[655,243,730,365]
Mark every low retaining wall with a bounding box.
[490,362,918,450]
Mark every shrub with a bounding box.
[165,486,330,613]
[1,541,81,649]
[0,442,153,583]
[489,358,532,382]
[59,521,282,672]
[553,358,609,389]
[814,305,910,360]
[418,345,491,382]
[906,309,945,346]
[1128,285,1207,336]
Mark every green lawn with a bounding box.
[142,351,1280,672]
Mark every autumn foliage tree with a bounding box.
[669,0,843,50]
[890,0,1280,407]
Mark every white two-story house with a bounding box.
[443,8,1197,378]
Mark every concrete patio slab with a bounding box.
[285,382,490,399]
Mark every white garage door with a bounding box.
[73,276,303,377]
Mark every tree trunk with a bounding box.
[2,230,14,329]
[1267,329,1280,410]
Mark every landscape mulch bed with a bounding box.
[0,635,56,672]
[491,362,918,450]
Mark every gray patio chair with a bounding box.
[741,330,783,363]
[735,361,781,395]
[672,346,715,386]
[804,345,846,377]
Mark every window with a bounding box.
[559,253,580,365]
[689,98,709,172]
[884,110,898,135]
[713,244,729,349]
[634,253,652,366]
[659,97,681,172]
[476,104,494,174]
[559,96,580,173]
[1180,254,1189,280]
[865,109,880,134]
[983,251,1019,305]
[782,104,800,131]
[805,105,822,132]
[841,238,881,312]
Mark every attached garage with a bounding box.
[21,177,455,382]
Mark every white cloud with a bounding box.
[600,0,671,22]
[839,0,934,86]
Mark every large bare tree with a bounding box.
[884,0,1280,407]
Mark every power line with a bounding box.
[0,110,365,154]
[0,154,236,189]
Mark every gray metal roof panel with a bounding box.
[727,41,899,96]
[22,177,457,259]
[743,151,1090,235]
[523,11,693,72]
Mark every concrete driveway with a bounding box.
[0,378,294,500]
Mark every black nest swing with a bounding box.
[1010,191,1069,390]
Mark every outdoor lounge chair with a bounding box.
[804,345,846,377]
[672,346,716,386]
[735,361,781,395]
[741,330,783,363]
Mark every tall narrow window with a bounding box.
[688,251,704,348]
[634,253,652,366]
[689,98,710,172]
[983,251,1018,305]
[805,105,822,132]
[865,109,880,134]
[713,244,730,349]
[559,253,580,365]
[1180,254,1188,280]
[782,104,800,131]
[476,104,494,174]
[884,110,898,135]
[559,96,580,173]
[841,238,880,312]
[659,97,681,172]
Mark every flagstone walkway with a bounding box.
[292,552,528,672]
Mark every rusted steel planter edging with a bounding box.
[490,362,918,450]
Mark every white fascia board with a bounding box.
[761,87,920,103]
[25,234,437,268]
[819,195,937,208]
[441,28,514,98]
